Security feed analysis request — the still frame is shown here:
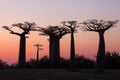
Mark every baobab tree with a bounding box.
[3,22,37,68]
[34,44,43,63]
[61,21,79,67]
[81,19,118,71]
[39,26,70,67]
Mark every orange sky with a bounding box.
[0,0,120,64]
[1,26,120,64]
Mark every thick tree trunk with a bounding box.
[70,32,75,67]
[49,37,53,67]
[18,35,26,68]
[53,37,60,67]
[96,32,105,71]
[49,37,60,68]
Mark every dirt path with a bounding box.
[0,69,120,80]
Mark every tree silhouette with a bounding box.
[75,55,95,69]
[3,22,37,68]
[39,26,70,67]
[0,59,8,69]
[61,21,79,67]
[105,52,120,69]
[34,44,43,63]
[81,19,118,71]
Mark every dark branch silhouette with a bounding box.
[61,21,79,67]
[3,22,37,68]
[38,25,70,67]
[81,19,118,71]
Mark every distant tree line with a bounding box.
[1,19,119,71]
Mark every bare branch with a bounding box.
[38,25,70,38]
[2,26,21,36]
[12,22,38,34]
[3,22,38,36]
[34,44,43,47]
[2,26,12,31]
[12,23,24,30]
[61,21,79,33]
[104,20,118,30]
[81,19,118,32]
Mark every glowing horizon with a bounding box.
[0,0,120,64]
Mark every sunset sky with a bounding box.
[0,0,120,64]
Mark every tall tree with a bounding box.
[39,26,70,67]
[81,19,118,71]
[61,21,79,67]
[3,22,37,68]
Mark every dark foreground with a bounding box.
[0,69,120,80]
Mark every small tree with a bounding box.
[39,26,70,67]
[61,21,79,67]
[34,44,43,63]
[3,22,37,68]
[81,19,118,71]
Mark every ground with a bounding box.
[0,69,120,80]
